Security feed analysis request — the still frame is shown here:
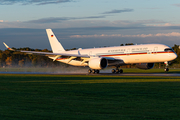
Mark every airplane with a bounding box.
[3,29,177,74]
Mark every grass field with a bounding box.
[0,74,180,119]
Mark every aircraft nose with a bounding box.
[173,52,177,60]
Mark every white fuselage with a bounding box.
[53,44,177,67]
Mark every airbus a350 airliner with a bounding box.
[3,29,177,74]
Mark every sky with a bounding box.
[0,0,180,50]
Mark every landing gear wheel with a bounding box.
[119,69,123,73]
[112,69,116,73]
[89,69,100,74]
[164,68,169,72]
[92,69,96,74]
[112,67,123,74]
[88,69,92,74]
[115,69,119,74]
[96,70,100,74]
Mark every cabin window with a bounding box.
[164,48,173,52]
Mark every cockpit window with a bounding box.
[164,48,173,52]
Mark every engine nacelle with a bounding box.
[136,63,154,70]
[88,57,108,70]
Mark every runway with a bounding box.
[0,71,180,76]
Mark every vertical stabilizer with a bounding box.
[46,29,65,53]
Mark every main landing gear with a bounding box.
[88,69,100,74]
[164,61,169,72]
[112,68,123,74]
[88,67,124,74]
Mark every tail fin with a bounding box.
[46,29,65,53]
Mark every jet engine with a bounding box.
[136,63,154,70]
[88,57,108,70]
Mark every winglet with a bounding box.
[3,42,14,51]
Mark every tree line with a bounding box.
[0,47,65,67]
[0,44,179,68]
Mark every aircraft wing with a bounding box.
[21,50,89,57]
[3,42,89,58]
[3,42,124,64]
[21,50,124,65]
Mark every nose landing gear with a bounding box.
[164,61,169,72]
